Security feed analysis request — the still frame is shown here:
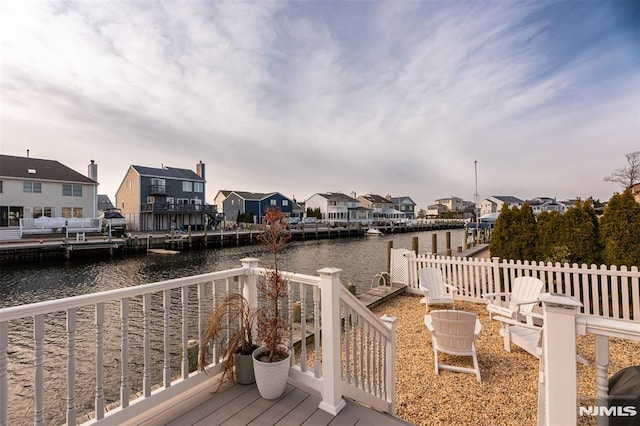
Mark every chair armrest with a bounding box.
[512,299,540,307]
[443,284,459,293]
[483,292,510,301]
[493,315,543,331]
[424,315,435,333]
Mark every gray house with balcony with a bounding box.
[115,161,216,231]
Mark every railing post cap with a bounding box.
[317,267,342,276]
[240,257,260,266]
[540,292,583,309]
[380,314,398,324]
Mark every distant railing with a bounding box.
[404,252,639,322]
[139,203,217,214]
[20,217,102,234]
[0,259,396,426]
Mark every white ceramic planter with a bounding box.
[252,346,291,399]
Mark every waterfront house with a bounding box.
[434,196,465,213]
[427,203,447,216]
[389,196,416,219]
[527,197,567,214]
[357,194,398,221]
[0,154,98,240]
[115,162,216,232]
[215,190,296,224]
[479,195,524,216]
[305,192,372,224]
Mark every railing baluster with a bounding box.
[0,321,7,426]
[143,294,151,397]
[356,307,364,389]
[287,278,293,366]
[197,282,206,372]
[34,314,44,425]
[162,290,171,388]
[121,298,130,407]
[344,304,351,384]
[313,286,321,378]
[300,283,307,373]
[66,308,77,425]
[181,286,189,379]
[94,304,104,420]
[358,318,363,389]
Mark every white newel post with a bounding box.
[595,334,610,426]
[381,314,398,415]
[318,267,347,416]
[540,293,582,426]
[241,258,260,313]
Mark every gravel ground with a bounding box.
[369,295,640,426]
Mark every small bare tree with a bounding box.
[604,151,640,189]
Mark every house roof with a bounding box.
[230,191,277,201]
[98,194,115,211]
[315,192,359,202]
[360,194,393,204]
[0,154,97,184]
[390,196,416,205]
[131,165,204,181]
[490,196,524,204]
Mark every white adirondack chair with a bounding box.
[484,276,545,324]
[494,312,589,365]
[419,267,458,313]
[424,310,482,382]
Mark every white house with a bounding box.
[305,192,372,223]
[479,196,524,216]
[0,154,98,228]
[435,196,465,213]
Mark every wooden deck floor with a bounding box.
[121,375,412,426]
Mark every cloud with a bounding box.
[1,1,637,207]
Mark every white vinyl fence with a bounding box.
[403,252,639,321]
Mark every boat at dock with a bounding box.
[366,228,384,236]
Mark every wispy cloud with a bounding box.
[1,1,637,206]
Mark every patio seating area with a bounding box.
[369,295,640,426]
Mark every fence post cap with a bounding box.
[540,292,583,309]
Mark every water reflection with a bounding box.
[1,230,464,424]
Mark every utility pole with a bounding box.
[474,160,479,243]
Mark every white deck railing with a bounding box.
[404,252,640,321]
[0,258,396,426]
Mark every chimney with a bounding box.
[88,160,98,182]
[27,149,30,158]
[196,161,205,180]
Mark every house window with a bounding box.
[183,181,193,192]
[194,182,203,192]
[23,182,42,193]
[61,207,83,218]
[151,178,165,186]
[270,199,277,206]
[282,200,289,206]
[147,196,155,204]
[0,180,3,193]
[9,207,23,226]
[62,184,82,196]
[177,198,189,204]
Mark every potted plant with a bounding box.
[198,292,258,389]
[252,207,292,399]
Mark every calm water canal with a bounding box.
[1,229,464,425]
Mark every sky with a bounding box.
[1,1,639,209]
